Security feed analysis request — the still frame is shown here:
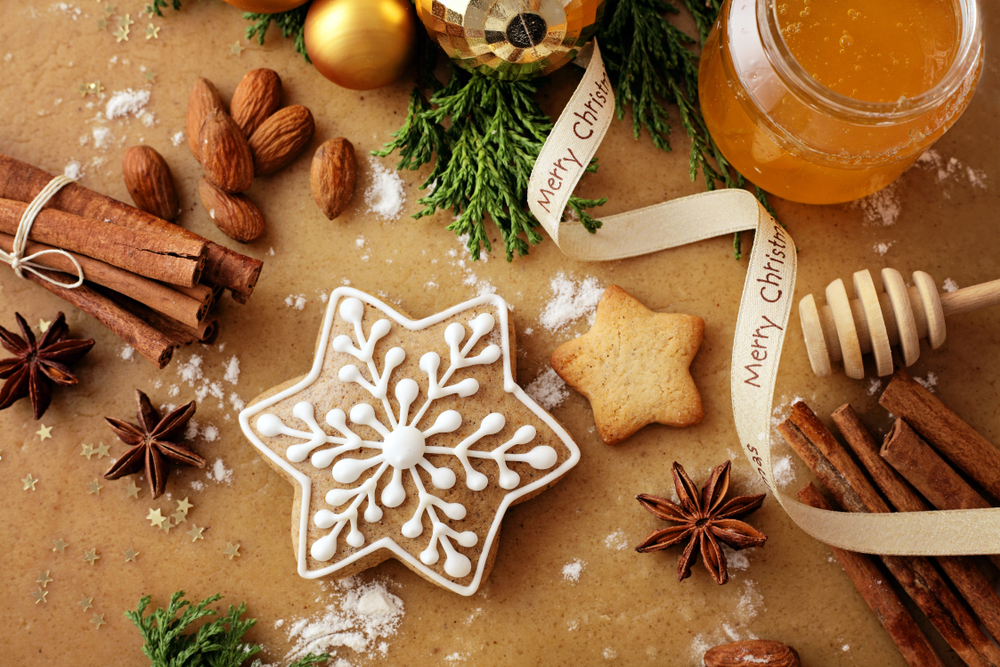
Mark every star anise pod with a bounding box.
[635,460,767,585]
[0,312,95,419]
[104,390,205,498]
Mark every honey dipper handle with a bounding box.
[940,278,1000,317]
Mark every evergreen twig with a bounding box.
[144,0,181,18]
[243,7,311,63]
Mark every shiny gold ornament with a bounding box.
[220,0,310,13]
[304,0,418,91]
[416,0,605,80]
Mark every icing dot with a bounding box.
[350,403,377,426]
[525,445,558,469]
[384,346,406,368]
[381,473,407,508]
[339,297,364,323]
[466,469,488,491]
[292,402,315,421]
[456,530,478,547]
[256,414,283,437]
[430,465,456,490]
[370,319,392,339]
[383,426,426,469]
[311,448,339,468]
[311,534,338,561]
[425,409,462,436]
[445,322,466,347]
[419,351,440,374]
[498,469,520,489]
[346,526,365,548]
[479,344,501,364]
[512,424,536,444]
[453,378,479,397]
[470,313,495,336]
[445,552,472,578]
[364,503,383,522]
[402,516,423,538]
[395,378,419,405]
[326,488,355,506]
[481,413,506,435]
[441,501,466,521]
[420,545,439,565]
[314,509,337,529]
[333,457,372,484]
[332,334,353,353]
[339,365,362,383]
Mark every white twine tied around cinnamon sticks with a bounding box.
[0,174,85,288]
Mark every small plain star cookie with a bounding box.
[550,285,704,445]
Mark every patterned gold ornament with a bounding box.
[220,0,310,12]
[304,0,418,91]
[416,0,605,80]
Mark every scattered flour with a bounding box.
[105,88,151,120]
[873,241,893,256]
[92,126,111,149]
[223,356,241,384]
[602,648,618,660]
[604,530,628,551]
[282,579,404,663]
[364,157,405,220]
[942,277,960,293]
[286,294,307,310]
[918,149,988,190]
[562,559,585,583]
[852,181,901,226]
[539,273,604,332]
[723,547,751,572]
[171,131,185,147]
[770,456,794,487]
[207,457,232,484]
[444,654,467,663]
[914,372,938,393]
[229,393,245,412]
[867,378,882,396]
[119,345,135,361]
[525,367,568,411]
[63,159,83,180]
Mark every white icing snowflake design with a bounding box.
[240,288,580,595]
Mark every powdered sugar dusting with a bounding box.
[364,157,405,220]
[915,372,938,393]
[105,88,151,120]
[604,530,628,551]
[562,559,585,583]
[942,278,959,293]
[771,456,794,487]
[525,367,569,411]
[540,274,604,332]
[853,181,901,226]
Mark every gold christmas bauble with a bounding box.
[304,0,418,91]
[220,0,310,13]
[416,0,606,80]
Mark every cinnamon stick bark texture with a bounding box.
[0,234,207,328]
[0,198,204,287]
[0,153,262,297]
[26,269,174,368]
[882,418,991,512]
[832,405,1000,644]
[778,403,1000,667]
[880,369,1000,501]
[797,483,946,667]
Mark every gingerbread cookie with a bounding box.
[240,288,580,595]
[550,284,704,445]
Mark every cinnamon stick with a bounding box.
[170,282,216,310]
[778,404,1000,667]
[0,198,204,287]
[25,269,173,368]
[880,370,1000,502]
[0,153,261,297]
[0,233,207,328]
[797,483,945,667]
[98,286,218,346]
[832,405,1000,641]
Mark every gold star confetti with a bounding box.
[145,23,159,39]
[187,525,205,542]
[52,538,69,553]
[159,518,174,534]
[230,41,244,56]
[22,474,38,491]
[123,547,139,563]
[36,571,53,588]
[125,480,141,499]
[113,25,129,42]
[94,442,110,459]
[176,497,193,515]
[142,70,157,83]
[90,81,104,96]
[96,17,108,30]
[36,424,53,441]
[82,548,100,566]
[31,588,48,604]
[80,443,96,460]
[103,3,115,17]
[78,595,93,612]
[87,479,104,495]
[147,508,166,528]
[90,613,106,630]
[77,82,91,97]
[38,319,51,333]
[223,542,241,559]
[118,13,134,28]
[171,511,187,525]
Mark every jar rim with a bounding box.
[757,0,983,121]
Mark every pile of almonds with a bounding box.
[187,68,315,242]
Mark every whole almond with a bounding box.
[199,178,265,243]
[186,77,225,162]
[199,108,255,193]
[248,104,315,176]
[122,146,179,221]
[231,68,282,138]
[704,640,801,667]
[310,138,357,220]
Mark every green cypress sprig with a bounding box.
[126,591,329,667]
[144,0,182,18]
[243,7,311,63]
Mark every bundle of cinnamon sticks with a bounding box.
[779,370,1000,667]
[0,153,262,368]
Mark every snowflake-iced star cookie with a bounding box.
[240,288,580,595]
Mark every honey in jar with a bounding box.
[698,0,983,205]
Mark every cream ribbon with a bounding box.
[528,41,1000,556]
[0,174,85,288]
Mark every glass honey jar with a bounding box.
[698,0,983,205]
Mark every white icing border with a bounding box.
[239,287,581,596]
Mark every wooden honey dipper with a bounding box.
[798,268,1000,379]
